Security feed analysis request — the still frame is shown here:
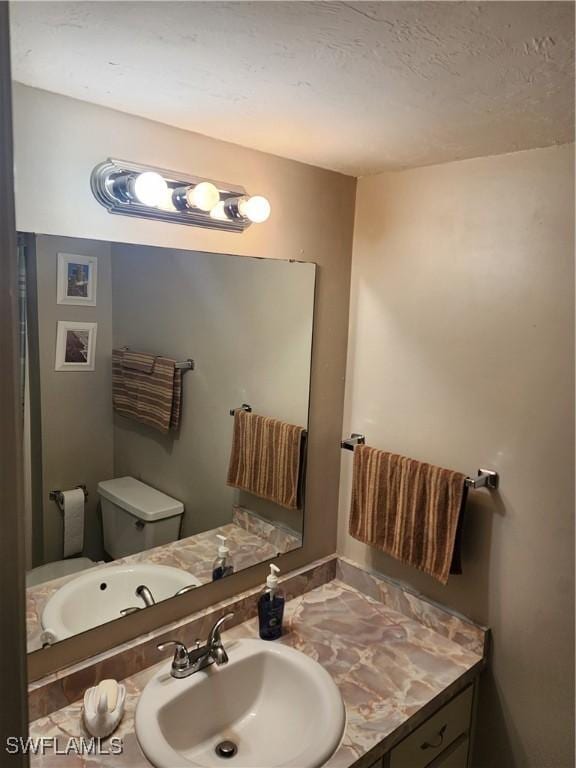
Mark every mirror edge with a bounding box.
[0,2,29,755]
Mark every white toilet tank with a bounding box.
[97,476,184,559]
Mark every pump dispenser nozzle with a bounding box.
[266,564,280,597]
[212,535,234,581]
[216,534,229,558]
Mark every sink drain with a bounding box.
[215,740,238,759]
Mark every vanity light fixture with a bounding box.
[91,159,271,233]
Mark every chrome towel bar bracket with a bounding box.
[341,433,366,451]
[464,469,499,490]
[175,359,195,371]
[229,404,252,416]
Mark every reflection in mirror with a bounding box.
[21,234,315,651]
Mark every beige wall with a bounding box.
[111,243,314,537]
[34,235,114,562]
[338,143,575,767]
[13,85,355,592]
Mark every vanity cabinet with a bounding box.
[427,738,470,767]
[367,684,475,768]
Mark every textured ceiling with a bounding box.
[10,1,575,176]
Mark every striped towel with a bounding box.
[122,350,155,374]
[227,409,305,510]
[112,349,182,434]
[349,445,467,585]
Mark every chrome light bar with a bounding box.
[91,158,270,233]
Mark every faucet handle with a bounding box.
[157,640,189,672]
[174,584,197,597]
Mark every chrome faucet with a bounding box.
[119,584,156,616]
[157,613,235,679]
[136,584,156,607]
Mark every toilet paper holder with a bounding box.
[49,485,89,511]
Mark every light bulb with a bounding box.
[132,172,168,207]
[239,195,271,223]
[209,201,229,221]
[186,182,220,212]
[156,185,177,212]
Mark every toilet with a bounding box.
[97,476,184,558]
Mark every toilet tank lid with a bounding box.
[97,477,184,522]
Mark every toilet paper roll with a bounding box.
[62,488,85,558]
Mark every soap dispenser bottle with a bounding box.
[212,535,234,581]
[258,564,285,640]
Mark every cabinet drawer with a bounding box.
[389,686,473,768]
[432,738,469,767]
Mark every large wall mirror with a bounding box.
[21,233,315,652]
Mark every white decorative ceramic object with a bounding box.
[83,679,126,738]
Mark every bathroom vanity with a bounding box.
[28,556,487,768]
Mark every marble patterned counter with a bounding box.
[28,558,487,768]
[27,508,301,652]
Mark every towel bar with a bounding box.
[229,403,252,416]
[228,406,308,442]
[340,436,500,490]
[119,347,194,372]
[49,485,89,512]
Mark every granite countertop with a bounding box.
[29,570,486,768]
[27,508,301,652]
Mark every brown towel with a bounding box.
[349,445,467,585]
[121,350,155,374]
[227,409,305,510]
[112,349,182,434]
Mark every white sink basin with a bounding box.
[136,638,346,768]
[42,564,200,640]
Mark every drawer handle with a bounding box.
[420,724,447,750]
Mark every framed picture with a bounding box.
[55,321,97,371]
[57,253,97,306]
